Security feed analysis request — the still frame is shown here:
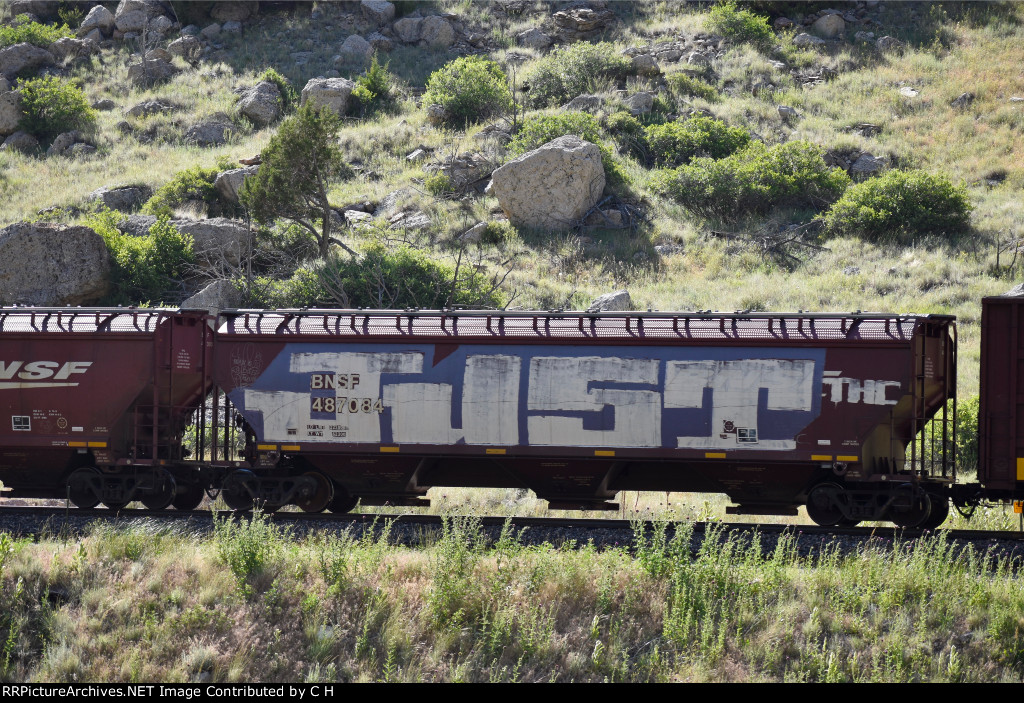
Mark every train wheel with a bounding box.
[919,493,949,530]
[295,471,333,513]
[890,492,932,528]
[172,483,206,511]
[806,482,846,527]
[142,469,176,510]
[327,487,358,513]
[67,468,102,509]
[222,470,256,511]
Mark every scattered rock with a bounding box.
[88,184,152,212]
[584,209,624,227]
[951,92,975,109]
[114,10,149,33]
[339,34,373,62]
[686,51,712,66]
[92,98,116,111]
[1010,97,1024,103]
[388,210,430,231]
[181,278,244,313]
[0,223,111,305]
[237,81,282,127]
[459,222,487,244]
[792,33,827,48]
[774,17,793,29]
[588,290,632,312]
[622,92,654,116]
[222,20,242,34]
[631,54,661,76]
[172,218,249,265]
[127,99,176,118]
[393,17,422,44]
[300,77,356,117]
[406,148,429,162]
[210,1,258,22]
[50,37,97,61]
[70,143,98,159]
[777,105,798,119]
[564,94,604,112]
[145,48,172,62]
[213,166,259,205]
[168,35,202,59]
[148,15,173,34]
[367,32,393,52]
[361,0,395,25]
[1005,282,1024,297]
[184,116,237,147]
[0,90,21,137]
[79,4,115,35]
[489,135,605,231]
[0,42,55,79]
[200,23,221,39]
[425,103,448,126]
[420,16,455,48]
[553,7,616,40]
[843,266,860,275]
[854,31,875,42]
[654,243,683,256]
[850,153,886,177]
[127,58,179,86]
[0,131,38,154]
[899,86,919,98]
[517,27,552,49]
[425,152,493,192]
[875,36,904,53]
[811,14,845,39]
[46,131,79,157]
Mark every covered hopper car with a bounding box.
[0,296,1022,528]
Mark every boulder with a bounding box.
[92,98,116,111]
[168,35,202,59]
[686,51,712,66]
[237,81,281,127]
[116,214,157,237]
[588,290,632,311]
[339,34,373,62]
[0,90,20,137]
[67,143,96,158]
[0,223,111,305]
[148,14,174,34]
[777,105,798,119]
[0,131,38,153]
[222,20,242,34]
[631,54,661,76]
[213,166,259,205]
[367,32,393,52]
[793,33,827,48]
[184,116,237,147]
[393,17,422,44]
[489,135,605,230]
[517,27,552,50]
[0,43,55,79]
[46,131,79,157]
[210,1,259,22]
[181,278,244,314]
[553,7,615,40]
[127,58,179,86]
[811,14,845,39]
[127,99,176,118]
[459,221,487,244]
[200,23,221,39]
[425,152,492,192]
[145,48,172,62]
[88,184,152,212]
[50,37,97,61]
[361,0,395,25]
[9,0,57,17]
[113,9,148,33]
[622,91,654,116]
[171,218,249,265]
[951,92,975,109]
[850,153,886,177]
[420,16,455,48]
[425,103,448,125]
[875,36,904,53]
[300,77,356,117]
[564,94,604,112]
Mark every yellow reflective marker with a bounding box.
[1017,458,1024,481]
[486,448,506,455]
[257,444,277,451]
[380,446,400,453]
[838,455,859,462]
[281,445,300,451]
[87,441,107,448]
[812,455,833,462]
[1014,501,1023,515]
[705,452,726,459]
[595,450,615,457]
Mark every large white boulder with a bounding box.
[300,77,356,117]
[489,136,605,230]
[237,81,281,127]
[214,166,259,205]
[0,223,111,305]
[0,90,20,137]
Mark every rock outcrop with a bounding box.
[0,223,111,305]
[489,136,605,230]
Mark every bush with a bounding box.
[654,140,851,220]
[525,42,632,107]
[666,73,720,102]
[422,56,513,127]
[142,164,228,218]
[349,53,398,117]
[819,169,973,244]
[258,68,298,113]
[254,243,504,309]
[85,210,196,305]
[706,2,775,50]
[507,111,628,190]
[16,76,94,140]
[0,15,73,48]
[643,116,750,167]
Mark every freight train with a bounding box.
[0,296,1021,528]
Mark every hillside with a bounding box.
[1,1,1022,397]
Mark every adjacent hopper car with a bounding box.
[0,295,1021,528]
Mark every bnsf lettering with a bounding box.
[310,373,360,390]
[0,361,92,381]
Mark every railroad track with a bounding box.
[3,505,1024,559]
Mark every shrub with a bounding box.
[507,111,628,190]
[606,111,647,154]
[667,72,720,102]
[85,210,196,305]
[525,42,632,107]
[706,2,775,50]
[213,509,287,596]
[16,76,94,140]
[142,165,226,218]
[349,53,397,117]
[422,56,513,127]
[424,171,454,196]
[253,243,504,309]
[956,396,980,472]
[643,116,750,167]
[258,68,298,113]
[654,140,851,220]
[0,15,73,48]
[819,169,973,244]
